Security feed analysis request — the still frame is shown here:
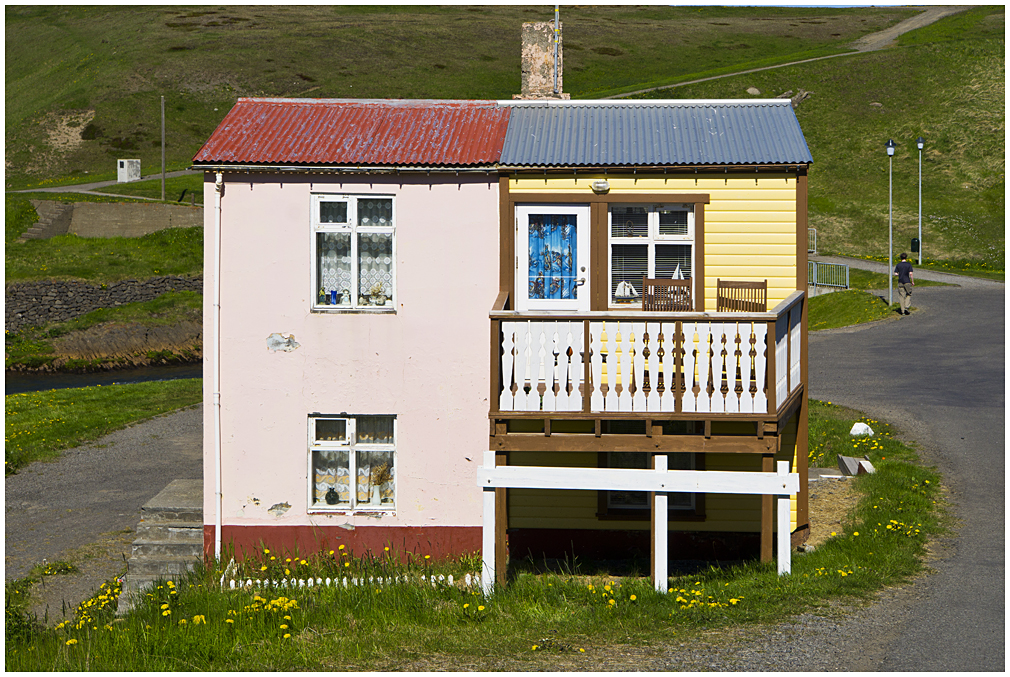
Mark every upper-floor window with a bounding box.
[609,204,694,307]
[312,195,395,311]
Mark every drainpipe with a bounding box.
[213,172,223,561]
[553,5,560,95]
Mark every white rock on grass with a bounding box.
[850,422,874,436]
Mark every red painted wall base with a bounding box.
[204,525,482,562]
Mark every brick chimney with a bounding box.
[514,21,570,100]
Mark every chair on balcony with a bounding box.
[642,278,693,312]
[716,279,768,312]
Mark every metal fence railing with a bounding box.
[808,228,817,254]
[808,261,849,289]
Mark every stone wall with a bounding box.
[5,276,203,332]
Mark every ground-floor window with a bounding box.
[309,415,395,512]
[606,452,696,512]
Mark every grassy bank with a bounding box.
[5,290,202,371]
[808,289,896,331]
[7,400,944,670]
[4,378,202,475]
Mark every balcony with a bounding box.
[490,291,804,420]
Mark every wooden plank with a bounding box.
[492,433,778,453]
[478,465,800,495]
[495,452,507,587]
[694,203,705,311]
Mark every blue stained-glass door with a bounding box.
[515,205,590,312]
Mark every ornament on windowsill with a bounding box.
[369,281,387,306]
[325,487,340,505]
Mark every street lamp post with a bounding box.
[886,139,896,306]
[917,136,924,265]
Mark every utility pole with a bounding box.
[161,95,166,201]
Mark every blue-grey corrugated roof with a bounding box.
[498,100,812,167]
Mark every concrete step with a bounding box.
[134,522,203,542]
[139,508,203,524]
[126,554,201,577]
[131,539,203,559]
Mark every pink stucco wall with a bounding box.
[202,172,499,540]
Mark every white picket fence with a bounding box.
[220,571,481,592]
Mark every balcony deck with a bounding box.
[490,291,804,422]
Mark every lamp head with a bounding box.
[886,139,896,156]
[916,136,924,150]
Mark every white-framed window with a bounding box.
[309,415,396,512]
[606,452,695,511]
[312,194,395,311]
[609,204,694,307]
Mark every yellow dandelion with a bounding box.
[630,595,637,601]
[477,605,485,611]
[338,544,345,550]
[66,639,78,646]
[226,619,235,624]
[284,633,291,639]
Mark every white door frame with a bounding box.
[515,204,590,312]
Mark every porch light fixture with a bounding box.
[886,139,896,305]
[917,136,924,264]
[591,179,610,194]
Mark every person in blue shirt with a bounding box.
[893,253,915,315]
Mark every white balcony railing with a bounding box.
[491,291,804,417]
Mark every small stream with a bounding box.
[5,364,203,395]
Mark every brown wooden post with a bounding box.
[490,318,501,415]
[761,453,774,562]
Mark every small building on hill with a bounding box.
[192,95,813,583]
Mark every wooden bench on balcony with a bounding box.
[642,277,692,312]
[717,279,768,313]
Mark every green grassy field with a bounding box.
[638,6,1004,268]
[5,400,944,670]
[5,5,912,190]
[4,378,202,475]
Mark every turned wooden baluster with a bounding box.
[734,322,744,411]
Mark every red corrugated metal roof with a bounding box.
[193,98,510,167]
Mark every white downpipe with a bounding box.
[213,172,224,561]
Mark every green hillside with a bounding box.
[637,6,1004,267]
[6,5,910,189]
[5,5,1002,268]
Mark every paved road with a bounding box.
[4,405,202,581]
[806,277,1005,670]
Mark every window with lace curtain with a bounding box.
[312,195,395,311]
[309,415,396,512]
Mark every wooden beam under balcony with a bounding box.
[490,433,778,454]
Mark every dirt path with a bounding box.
[5,405,202,624]
[607,6,971,100]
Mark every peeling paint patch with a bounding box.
[267,333,300,352]
[268,502,291,517]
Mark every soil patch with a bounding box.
[806,476,859,547]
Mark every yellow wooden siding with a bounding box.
[511,173,799,309]
[508,451,772,533]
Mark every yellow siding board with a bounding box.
[706,233,797,245]
[704,266,797,278]
[707,201,796,212]
[705,212,796,224]
[705,222,798,235]
[706,254,797,268]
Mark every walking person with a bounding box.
[894,252,915,315]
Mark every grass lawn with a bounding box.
[847,268,950,290]
[4,378,202,476]
[5,399,943,670]
[5,290,202,371]
[808,289,898,331]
